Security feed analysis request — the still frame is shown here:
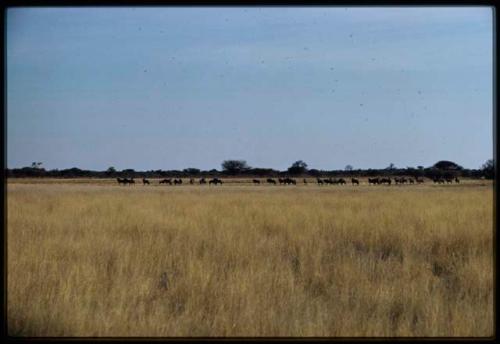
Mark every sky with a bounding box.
[6,6,493,171]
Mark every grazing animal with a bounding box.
[351,178,359,185]
[445,177,453,184]
[278,178,285,185]
[283,177,296,185]
[253,179,261,184]
[174,179,182,185]
[455,177,460,183]
[117,178,128,185]
[189,178,194,185]
[159,178,172,185]
[408,178,414,184]
[267,178,277,185]
[317,178,324,185]
[415,177,424,184]
[303,178,307,184]
[209,178,223,185]
[433,177,445,184]
[199,178,207,184]
[337,178,346,185]
[379,178,391,185]
[368,178,379,185]
[125,178,135,185]
[142,178,150,185]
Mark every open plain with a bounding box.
[7,179,494,337]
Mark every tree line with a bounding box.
[6,159,494,180]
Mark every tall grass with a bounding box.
[7,182,493,337]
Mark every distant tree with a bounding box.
[433,160,462,171]
[387,163,396,170]
[308,169,321,177]
[183,168,201,175]
[249,168,277,177]
[345,165,353,171]
[31,162,43,169]
[105,166,116,176]
[481,159,494,179]
[221,160,250,175]
[287,160,308,175]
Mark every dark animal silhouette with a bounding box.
[159,178,172,185]
[117,178,128,185]
[337,178,346,185]
[253,179,261,184]
[123,178,135,185]
[455,177,460,183]
[174,179,182,185]
[209,178,223,185]
[408,178,414,184]
[433,177,445,184]
[416,177,424,184]
[380,178,392,185]
[395,177,407,185]
[303,179,307,184]
[189,178,194,185]
[283,177,296,185]
[351,178,359,185]
[445,177,453,184]
[142,178,150,185]
[267,178,277,185]
[368,178,379,185]
[199,178,207,184]
[278,178,285,185]
[317,178,324,185]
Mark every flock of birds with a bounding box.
[116,176,460,186]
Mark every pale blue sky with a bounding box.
[7,7,493,171]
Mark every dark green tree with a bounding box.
[481,159,494,179]
[221,160,250,175]
[287,160,308,175]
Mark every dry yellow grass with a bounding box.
[7,180,494,337]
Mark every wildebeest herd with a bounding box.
[116,176,460,186]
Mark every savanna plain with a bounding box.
[7,179,494,337]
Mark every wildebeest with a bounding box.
[174,179,182,185]
[445,177,453,184]
[433,177,445,184]
[395,177,408,185]
[253,179,260,184]
[199,178,207,184]
[337,178,346,185]
[142,178,150,185]
[303,179,307,184]
[267,178,277,185]
[117,178,128,185]
[415,177,424,184]
[189,178,194,185]
[368,178,379,185]
[123,178,135,184]
[351,178,359,185]
[455,177,460,183]
[408,178,414,184]
[379,178,391,185]
[283,177,296,185]
[209,178,223,185]
[159,178,172,185]
[317,178,324,185]
[278,178,285,185]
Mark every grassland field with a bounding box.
[6,178,494,337]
